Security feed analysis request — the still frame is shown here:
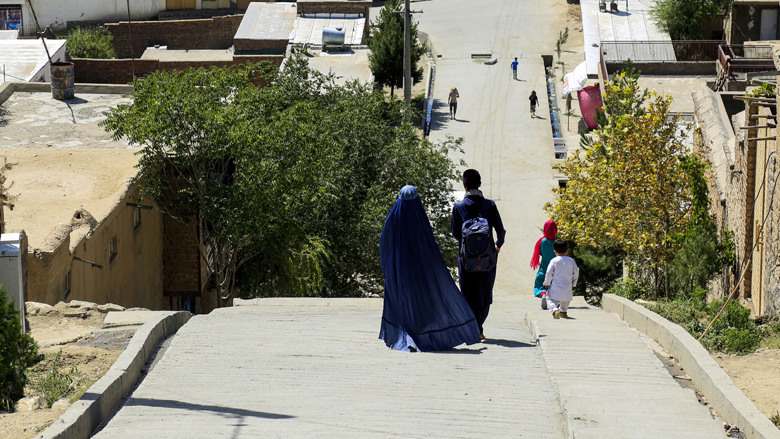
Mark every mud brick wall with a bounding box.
[233,38,288,52]
[106,15,244,59]
[727,108,756,301]
[694,130,732,300]
[73,55,283,84]
[764,150,780,316]
[162,215,202,295]
[297,1,371,16]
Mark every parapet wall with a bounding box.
[106,15,244,59]
[72,55,283,84]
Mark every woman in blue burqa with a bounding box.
[379,185,481,352]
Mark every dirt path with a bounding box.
[0,303,135,439]
[713,350,780,423]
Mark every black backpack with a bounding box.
[456,200,497,272]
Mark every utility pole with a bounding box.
[403,0,412,104]
[394,0,421,105]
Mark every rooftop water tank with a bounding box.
[323,27,346,46]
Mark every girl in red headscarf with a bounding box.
[531,220,557,309]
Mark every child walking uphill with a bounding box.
[543,239,579,319]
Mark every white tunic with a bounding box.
[543,256,579,302]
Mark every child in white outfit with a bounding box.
[543,239,579,319]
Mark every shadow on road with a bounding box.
[118,397,296,420]
[481,339,536,348]
[428,100,450,132]
[433,346,486,354]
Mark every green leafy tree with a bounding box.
[587,60,649,132]
[547,75,694,292]
[368,0,426,97]
[570,244,624,302]
[650,0,732,40]
[103,55,462,303]
[668,156,735,296]
[61,28,116,59]
[0,289,38,412]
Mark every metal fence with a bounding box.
[601,40,725,62]
[718,44,775,77]
[14,25,41,39]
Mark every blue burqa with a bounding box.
[379,186,481,352]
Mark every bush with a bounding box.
[28,351,79,408]
[0,288,39,412]
[571,245,623,302]
[650,0,727,40]
[607,277,650,301]
[643,297,760,355]
[61,28,116,59]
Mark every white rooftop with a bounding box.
[235,2,297,42]
[0,30,18,40]
[581,0,671,76]
[291,15,366,45]
[0,39,67,84]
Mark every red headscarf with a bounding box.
[530,220,557,270]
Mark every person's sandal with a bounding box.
[560,312,568,318]
[553,310,560,319]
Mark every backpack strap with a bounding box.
[457,198,488,222]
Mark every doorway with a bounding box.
[760,9,778,41]
[166,0,196,10]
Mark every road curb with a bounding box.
[34,311,192,439]
[602,293,780,439]
[523,311,574,439]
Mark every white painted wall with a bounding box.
[0,0,164,33]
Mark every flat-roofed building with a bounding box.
[0,84,209,312]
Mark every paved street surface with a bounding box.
[94,298,565,438]
[528,297,726,439]
[95,296,727,438]
[416,0,566,296]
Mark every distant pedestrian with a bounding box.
[451,169,506,340]
[511,57,519,80]
[543,239,579,319]
[529,90,539,118]
[448,86,459,120]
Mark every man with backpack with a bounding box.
[451,169,506,340]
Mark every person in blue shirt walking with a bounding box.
[511,57,519,80]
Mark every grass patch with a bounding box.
[27,351,80,408]
[770,411,780,428]
[35,421,54,433]
[641,298,762,355]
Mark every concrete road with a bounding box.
[416,0,568,295]
[93,298,565,438]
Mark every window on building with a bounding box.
[558,179,568,189]
[109,236,118,263]
[133,206,141,230]
[0,6,22,31]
